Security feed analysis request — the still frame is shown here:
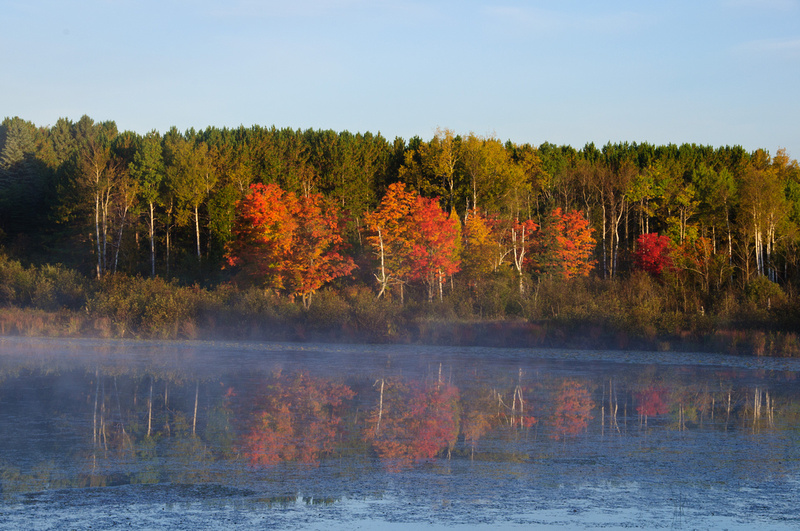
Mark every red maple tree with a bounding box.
[633,233,674,278]
[225,183,356,307]
[407,196,461,301]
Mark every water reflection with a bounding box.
[2,337,800,528]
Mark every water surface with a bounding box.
[1,336,799,529]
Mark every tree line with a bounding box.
[1,115,800,344]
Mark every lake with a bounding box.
[1,336,799,529]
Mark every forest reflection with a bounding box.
[0,340,798,499]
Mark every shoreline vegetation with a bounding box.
[0,256,798,357]
[1,116,800,357]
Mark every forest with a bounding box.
[1,115,800,355]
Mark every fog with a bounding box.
[2,337,800,529]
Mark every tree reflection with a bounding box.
[4,342,800,495]
[549,379,594,440]
[241,371,354,465]
[365,378,460,469]
[634,385,670,427]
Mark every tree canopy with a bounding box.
[2,115,800,313]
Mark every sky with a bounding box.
[2,0,799,158]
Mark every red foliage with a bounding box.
[364,183,460,300]
[531,208,595,279]
[550,379,594,440]
[365,378,460,470]
[407,196,461,300]
[634,385,670,417]
[225,183,355,306]
[241,371,354,465]
[634,233,674,277]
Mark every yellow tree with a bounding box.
[461,210,504,285]
[422,127,460,212]
[738,151,789,281]
[462,134,529,217]
[363,182,417,300]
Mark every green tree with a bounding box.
[164,134,216,265]
[691,164,736,261]
[0,117,50,235]
[129,131,164,277]
[55,116,120,278]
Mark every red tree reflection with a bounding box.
[634,385,670,423]
[365,378,460,469]
[550,379,595,440]
[242,371,354,465]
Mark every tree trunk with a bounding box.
[192,380,199,436]
[375,379,384,435]
[113,202,130,274]
[147,376,153,438]
[95,193,102,279]
[101,188,112,275]
[149,202,156,278]
[601,203,608,278]
[93,369,100,447]
[374,227,389,299]
[194,204,201,264]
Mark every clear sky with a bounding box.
[3,0,799,158]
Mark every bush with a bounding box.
[306,290,350,334]
[87,275,200,338]
[0,254,36,306]
[342,286,403,342]
[744,276,786,310]
[31,264,90,311]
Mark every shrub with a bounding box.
[87,275,199,338]
[744,276,786,310]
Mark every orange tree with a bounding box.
[407,196,461,301]
[363,182,417,300]
[531,208,595,279]
[364,183,460,302]
[225,183,355,307]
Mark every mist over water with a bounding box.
[2,337,800,529]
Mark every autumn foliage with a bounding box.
[532,208,596,279]
[225,183,356,307]
[241,371,354,465]
[634,385,670,418]
[550,378,595,440]
[634,233,674,277]
[365,378,460,469]
[461,210,502,282]
[364,183,461,301]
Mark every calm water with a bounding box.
[1,336,800,529]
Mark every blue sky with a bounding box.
[3,0,799,158]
